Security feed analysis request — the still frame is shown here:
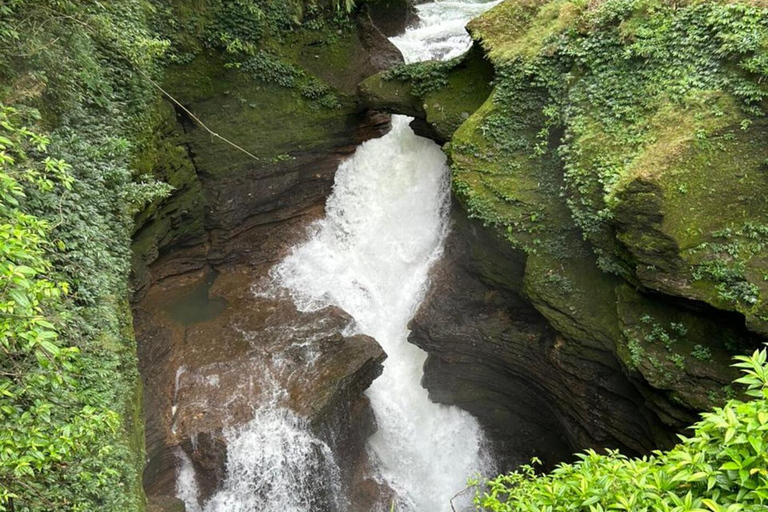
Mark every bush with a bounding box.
[0,2,170,510]
[474,347,768,512]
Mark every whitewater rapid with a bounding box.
[176,2,499,511]
[276,2,499,510]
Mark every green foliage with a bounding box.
[693,345,714,362]
[501,1,765,235]
[175,0,343,109]
[333,0,356,13]
[200,0,299,53]
[0,1,171,510]
[692,223,768,308]
[628,337,645,369]
[383,59,459,96]
[475,347,768,512]
[456,0,768,276]
[239,51,304,87]
[0,106,121,511]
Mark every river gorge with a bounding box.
[128,0,768,510]
[3,0,757,510]
[4,0,768,510]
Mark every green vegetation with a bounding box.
[0,0,388,509]
[0,1,171,510]
[474,347,768,512]
[384,59,460,96]
[378,45,495,140]
[693,345,714,362]
[483,0,768,329]
[459,0,768,262]
[156,0,360,111]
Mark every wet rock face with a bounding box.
[136,252,385,503]
[409,211,682,471]
[365,0,418,37]
[131,12,403,506]
[148,495,186,512]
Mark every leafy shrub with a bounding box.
[0,106,124,511]
[240,51,303,87]
[0,1,170,510]
[693,345,714,362]
[474,347,768,512]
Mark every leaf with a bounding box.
[38,340,60,356]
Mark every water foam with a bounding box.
[275,3,500,509]
[176,2,499,510]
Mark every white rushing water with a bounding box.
[175,327,346,512]
[275,2,500,510]
[176,2,499,511]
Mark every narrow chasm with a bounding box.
[131,2,768,512]
[6,1,768,511]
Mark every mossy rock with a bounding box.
[419,45,494,141]
[393,0,768,424]
[467,0,581,61]
[359,44,493,141]
[449,85,563,255]
[131,101,207,286]
[524,250,623,351]
[163,51,358,176]
[447,63,622,354]
[612,94,768,336]
[358,71,424,117]
[614,284,750,411]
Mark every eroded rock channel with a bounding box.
[131,1,766,511]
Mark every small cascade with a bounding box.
[176,2,500,511]
[174,310,346,512]
[203,408,343,512]
[275,3,500,510]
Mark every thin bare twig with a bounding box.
[450,486,474,512]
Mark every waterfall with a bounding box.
[202,408,344,512]
[276,2,500,510]
[176,2,499,511]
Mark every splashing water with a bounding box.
[392,1,501,63]
[275,2,500,510]
[176,2,499,511]
[203,408,344,512]
[176,449,203,512]
[175,319,346,512]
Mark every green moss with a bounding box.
[525,251,623,350]
[163,50,355,175]
[468,0,581,61]
[421,45,494,141]
[614,284,750,409]
[361,45,494,140]
[448,67,622,352]
[122,305,148,512]
[614,98,768,334]
[358,71,424,117]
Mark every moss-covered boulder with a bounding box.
[359,44,494,141]
[612,99,768,336]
